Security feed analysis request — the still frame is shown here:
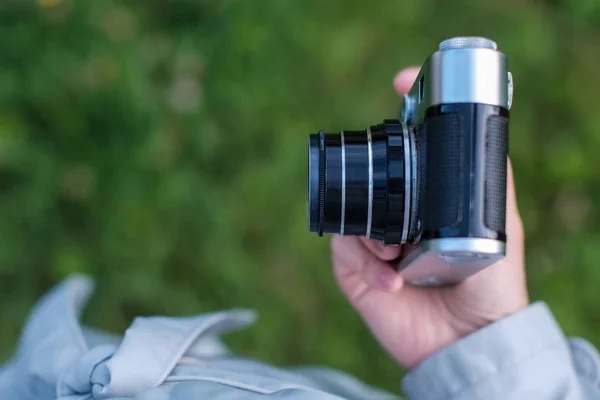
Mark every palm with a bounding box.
[335,252,525,368]
[334,235,527,367]
[338,270,462,369]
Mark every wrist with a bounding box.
[402,302,567,400]
[403,296,530,369]
[442,286,530,341]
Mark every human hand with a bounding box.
[331,67,529,369]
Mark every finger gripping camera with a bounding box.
[308,37,513,286]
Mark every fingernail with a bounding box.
[378,268,402,292]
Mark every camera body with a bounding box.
[308,37,513,286]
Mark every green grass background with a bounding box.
[1,0,600,395]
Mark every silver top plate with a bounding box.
[403,37,512,124]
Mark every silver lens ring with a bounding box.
[409,126,418,235]
[340,131,346,235]
[366,127,374,238]
[401,123,412,244]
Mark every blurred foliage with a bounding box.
[1,0,600,395]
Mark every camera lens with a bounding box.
[308,122,413,244]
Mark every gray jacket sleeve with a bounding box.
[401,302,600,400]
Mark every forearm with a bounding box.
[402,302,600,400]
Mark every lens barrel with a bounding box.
[308,121,411,244]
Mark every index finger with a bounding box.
[359,237,401,261]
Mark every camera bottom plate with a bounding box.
[396,238,506,287]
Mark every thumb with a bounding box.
[394,67,420,95]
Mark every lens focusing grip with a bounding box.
[383,122,406,245]
[308,134,320,234]
[318,130,326,236]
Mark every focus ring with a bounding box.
[383,121,406,245]
[318,130,326,236]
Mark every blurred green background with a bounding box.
[1,0,600,394]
